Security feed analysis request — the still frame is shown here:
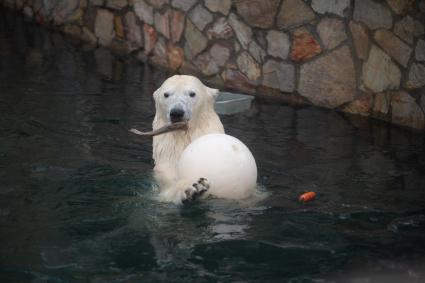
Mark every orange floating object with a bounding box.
[299,191,316,202]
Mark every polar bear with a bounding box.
[151,75,225,204]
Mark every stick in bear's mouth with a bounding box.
[129,121,188,137]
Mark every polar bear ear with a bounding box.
[152,88,160,100]
[207,87,219,98]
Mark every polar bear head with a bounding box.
[153,75,219,125]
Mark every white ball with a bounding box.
[178,134,257,199]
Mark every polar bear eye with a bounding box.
[189,91,196,98]
[164,92,170,98]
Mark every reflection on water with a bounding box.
[1,9,425,283]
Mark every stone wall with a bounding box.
[2,0,425,131]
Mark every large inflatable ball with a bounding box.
[178,134,257,199]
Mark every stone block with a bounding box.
[406,63,425,89]
[205,0,231,15]
[210,43,230,67]
[170,10,185,43]
[134,0,153,25]
[276,0,315,29]
[114,16,124,38]
[124,12,143,48]
[362,45,401,93]
[143,23,157,54]
[262,60,295,92]
[95,9,115,46]
[415,40,425,61]
[235,0,280,29]
[317,17,347,50]
[248,41,266,63]
[394,16,424,45]
[189,4,213,31]
[194,52,220,76]
[167,44,184,71]
[146,0,168,8]
[236,52,261,81]
[342,95,372,117]
[391,91,425,130]
[185,19,208,57]
[353,0,392,30]
[154,11,170,39]
[349,21,369,60]
[290,28,321,62]
[386,0,411,15]
[171,0,197,11]
[222,68,256,94]
[106,0,128,9]
[374,29,412,67]
[372,92,391,120]
[207,17,234,40]
[228,13,252,50]
[298,46,356,108]
[266,30,290,60]
[311,0,350,16]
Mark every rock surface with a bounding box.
[204,0,231,15]
[349,21,369,60]
[235,0,280,29]
[95,9,115,46]
[266,30,290,60]
[210,43,230,67]
[184,20,208,57]
[146,0,168,8]
[317,18,347,50]
[106,0,128,10]
[406,63,425,89]
[394,16,424,45]
[386,0,411,15]
[311,0,350,16]
[415,40,425,61]
[262,60,295,92]
[290,28,321,62]
[124,12,143,47]
[194,44,230,76]
[353,0,392,30]
[237,52,261,81]
[298,46,356,108]
[228,13,252,50]
[276,0,315,29]
[362,45,401,93]
[343,95,372,116]
[134,0,153,25]
[143,23,157,54]
[189,4,213,31]
[167,44,184,71]
[391,91,425,130]
[222,68,256,94]
[248,41,266,63]
[374,29,412,67]
[170,10,185,43]
[372,92,391,120]
[171,0,196,11]
[154,11,170,39]
[207,17,234,40]
[194,52,220,76]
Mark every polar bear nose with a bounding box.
[170,108,185,123]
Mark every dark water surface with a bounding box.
[1,9,425,283]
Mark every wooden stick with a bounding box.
[129,121,188,137]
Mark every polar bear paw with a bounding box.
[183,178,209,203]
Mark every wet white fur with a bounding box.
[152,75,224,203]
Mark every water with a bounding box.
[1,9,425,283]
